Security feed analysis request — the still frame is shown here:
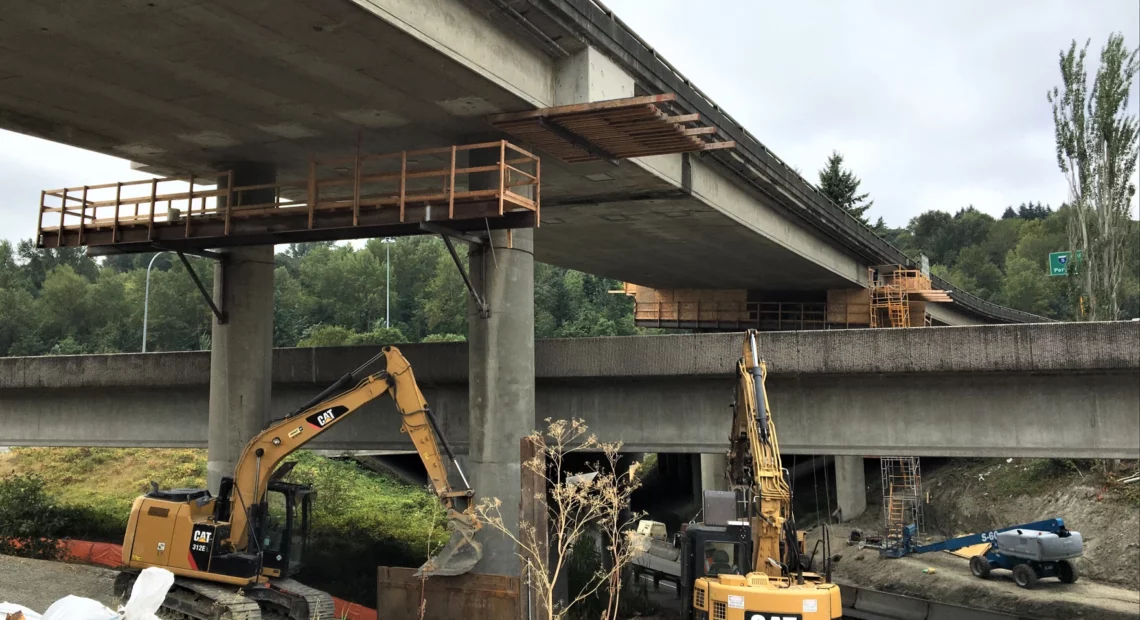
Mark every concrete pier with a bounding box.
[835,456,867,522]
[701,453,728,493]
[467,228,535,576]
[206,164,277,494]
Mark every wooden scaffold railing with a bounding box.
[36,140,539,253]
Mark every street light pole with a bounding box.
[142,251,168,353]
[381,237,395,328]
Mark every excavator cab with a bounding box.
[679,523,753,616]
[257,481,314,578]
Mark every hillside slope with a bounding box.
[0,447,446,604]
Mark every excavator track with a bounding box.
[266,579,336,620]
[115,572,262,620]
[116,572,335,620]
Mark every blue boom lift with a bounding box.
[882,518,1083,588]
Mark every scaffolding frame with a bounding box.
[880,456,924,550]
[869,267,912,328]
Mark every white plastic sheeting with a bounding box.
[1,567,174,620]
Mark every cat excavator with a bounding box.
[114,346,481,619]
[679,330,841,619]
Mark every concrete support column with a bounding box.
[700,453,728,493]
[467,227,535,576]
[206,164,276,494]
[834,456,867,523]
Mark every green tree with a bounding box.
[0,286,36,355]
[983,218,1024,268]
[297,325,357,347]
[953,246,1003,300]
[274,267,312,347]
[1049,33,1139,319]
[348,325,409,345]
[299,244,386,332]
[818,151,874,223]
[132,262,214,352]
[17,240,98,288]
[422,333,466,343]
[1003,254,1052,315]
[421,243,468,337]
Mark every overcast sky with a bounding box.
[604,0,1139,226]
[1,0,1138,245]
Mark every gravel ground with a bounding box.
[0,554,118,613]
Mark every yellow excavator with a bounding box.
[680,330,841,619]
[114,346,481,619]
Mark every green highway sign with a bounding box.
[1049,250,1084,276]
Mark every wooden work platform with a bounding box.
[487,94,735,163]
[36,141,539,254]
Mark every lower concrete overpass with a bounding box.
[2,322,1136,459]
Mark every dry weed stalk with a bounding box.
[476,418,642,620]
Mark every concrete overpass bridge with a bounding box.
[2,0,1057,574]
[2,0,1033,325]
[3,322,1137,518]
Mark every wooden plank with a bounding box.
[494,105,660,127]
[57,188,67,247]
[37,190,47,241]
[111,184,121,243]
[498,140,506,216]
[224,170,234,235]
[147,180,157,241]
[352,147,361,227]
[78,186,90,245]
[307,159,316,229]
[449,145,456,219]
[504,142,538,160]
[487,93,676,123]
[399,151,407,222]
[666,113,700,123]
[185,174,194,238]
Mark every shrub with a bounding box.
[0,473,68,560]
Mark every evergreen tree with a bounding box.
[818,151,874,224]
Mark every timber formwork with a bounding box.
[36,141,539,253]
[488,94,734,164]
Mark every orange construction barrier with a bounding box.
[64,539,123,569]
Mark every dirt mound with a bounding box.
[917,459,1139,587]
[817,458,1140,619]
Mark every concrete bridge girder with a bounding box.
[3,324,1137,459]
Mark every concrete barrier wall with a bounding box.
[1,322,1137,457]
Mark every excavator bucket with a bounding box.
[416,509,483,577]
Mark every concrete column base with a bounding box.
[835,455,867,522]
[207,244,274,493]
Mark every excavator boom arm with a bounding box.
[727,331,792,577]
[225,347,472,555]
